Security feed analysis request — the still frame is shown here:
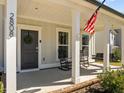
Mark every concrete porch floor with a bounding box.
[17,63,121,93]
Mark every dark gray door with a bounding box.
[21,30,38,70]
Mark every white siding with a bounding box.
[95,31,105,53]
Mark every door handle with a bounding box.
[36,47,38,50]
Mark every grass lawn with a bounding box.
[97,61,122,66]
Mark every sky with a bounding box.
[98,0,124,14]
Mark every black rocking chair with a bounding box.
[80,56,89,68]
[59,58,72,71]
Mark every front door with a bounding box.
[21,30,38,70]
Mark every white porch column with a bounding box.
[93,33,96,55]
[121,26,124,65]
[4,0,17,93]
[91,35,93,55]
[72,9,80,84]
[103,25,110,71]
[90,34,96,62]
[89,34,96,62]
[89,35,92,62]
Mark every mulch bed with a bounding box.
[72,83,105,93]
[49,78,101,93]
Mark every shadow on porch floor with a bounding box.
[17,63,120,93]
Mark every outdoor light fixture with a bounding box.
[35,7,38,10]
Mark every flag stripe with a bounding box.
[84,11,98,34]
[83,0,106,34]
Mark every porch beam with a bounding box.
[121,26,124,65]
[4,0,17,92]
[71,9,80,84]
[103,25,110,71]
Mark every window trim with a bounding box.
[81,33,90,57]
[56,28,70,61]
[81,34,90,49]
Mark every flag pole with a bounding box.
[89,0,106,36]
[96,0,106,12]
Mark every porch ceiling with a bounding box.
[0,0,5,5]
[17,0,122,31]
[17,0,72,26]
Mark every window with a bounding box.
[81,35,89,57]
[82,35,89,45]
[59,32,68,45]
[57,31,69,59]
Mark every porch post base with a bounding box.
[103,67,110,72]
[71,77,80,84]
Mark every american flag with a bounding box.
[84,11,98,34]
[84,0,106,34]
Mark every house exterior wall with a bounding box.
[95,31,105,54]
[95,29,121,54]
[17,17,71,68]
[0,5,4,68]
[0,14,94,70]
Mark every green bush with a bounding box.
[112,48,121,61]
[98,70,124,93]
[0,81,3,93]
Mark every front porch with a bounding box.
[2,0,124,92]
[17,63,120,93]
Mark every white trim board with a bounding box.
[18,15,71,27]
[40,63,60,69]
[17,24,42,72]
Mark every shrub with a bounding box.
[112,48,121,61]
[98,70,124,93]
[0,81,3,93]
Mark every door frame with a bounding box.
[17,24,42,72]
